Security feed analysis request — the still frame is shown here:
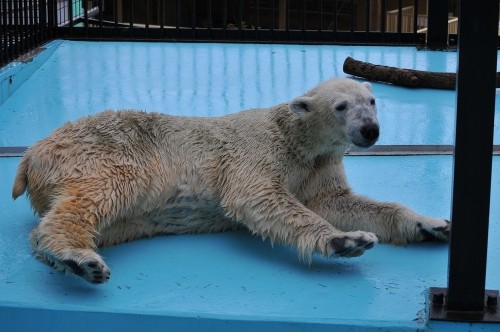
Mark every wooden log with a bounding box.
[344,56,500,90]
[343,56,457,89]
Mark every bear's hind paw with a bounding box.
[36,249,111,284]
[63,258,111,284]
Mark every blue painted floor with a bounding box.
[0,41,499,331]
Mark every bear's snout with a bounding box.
[360,124,379,142]
[345,104,380,148]
[349,122,379,148]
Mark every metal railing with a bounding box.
[2,0,459,67]
[52,0,427,44]
[0,0,52,67]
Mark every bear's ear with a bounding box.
[289,96,313,118]
[362,81,372,91]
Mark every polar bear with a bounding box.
[12,78,450,284]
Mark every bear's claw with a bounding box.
[417,219,451,242]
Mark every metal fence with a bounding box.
[53,0,429,44]
[0,0,52,66]
[2,0,459,67]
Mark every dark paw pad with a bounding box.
[417,220,451,242]
[330,237,349,255]
[330,233,376,257]
[83,260,110,284]
[63,259,110,284]
[63,259,85,276]
[419,228,438,241]
[432,226,450,236]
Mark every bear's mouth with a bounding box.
[352,138,378,149]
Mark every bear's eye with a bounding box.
[335,102,347,112]
[370,98,375,105]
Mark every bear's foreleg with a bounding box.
[224,190,378,262]
[307,191,451,245]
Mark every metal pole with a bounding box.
[426,0,449,49]
[448,0,498,313]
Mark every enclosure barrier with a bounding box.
[0,0,51,66]
[51,0,428,44]
[2,0,464,67]
[428,0,500,323]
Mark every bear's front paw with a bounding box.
[328,231,379,257]
[417,219,451,242]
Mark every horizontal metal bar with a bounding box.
[3,145,500,158]
[348,145,500,156]
[54,27,427,45]
[0,147,27,157]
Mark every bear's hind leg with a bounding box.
[31,194,112,284]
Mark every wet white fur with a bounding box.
[13,78,450,283]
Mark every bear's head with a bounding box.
[289,78,379,149]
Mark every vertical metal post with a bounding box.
[413,0,418,34]
[83,0,89,37]
[191,0,196,37]
[349,0,354,33]
[365,0,370,34]
[144,0,149,37]
[129,0,134,34]
[430,0,500,322]
[42,0,50,39]
[13,0,19,56]
[0,1,4,65]
[397,0,402,33]
[426,0,448,49]
[68,0,73,32]
[448,0,498,313]
[278,0,285,30]
[380,0,386,33]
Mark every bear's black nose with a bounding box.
[360,124,379,141]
